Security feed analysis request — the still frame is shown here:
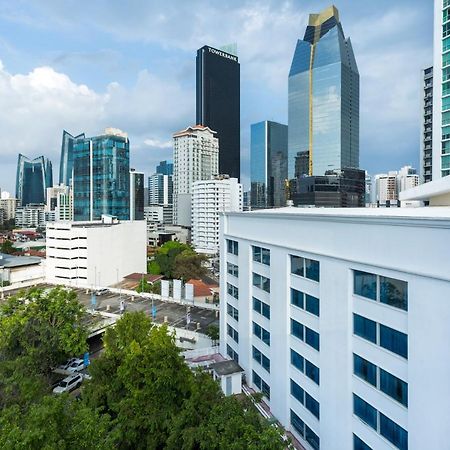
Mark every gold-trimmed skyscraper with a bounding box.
[288,5,359,179]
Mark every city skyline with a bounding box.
[0,0,433,193]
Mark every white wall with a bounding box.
[220,208,450,450]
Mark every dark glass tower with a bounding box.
[288,5,359,178]
[196,45,240,179]
[250,121,288,208]
[59,130,85,186]
[72,130,130,221]
[130,169,144,220]
[16,155,53,206]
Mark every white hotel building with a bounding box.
[220,199,450,449]
[192,175,242,254]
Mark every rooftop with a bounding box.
[210,360,244,376]
[0,253,41,268]
[237,206,450,220]
[399,175,450,204]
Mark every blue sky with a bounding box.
[0,0,433,193]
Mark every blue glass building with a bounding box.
[156,160,173,176]
[16,154,53,206]
[72,130,130,221]
[250,121,288,208]
[288,5,359,179]
[59,130,85,186]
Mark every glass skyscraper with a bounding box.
[130,169,144,221]
[250,121,288,208]
[288,5,359,179]
[156,160,173,176]
[59,130,85,186]
[72,129,130,221]
[16,154,53,206]
[196,45,240,180]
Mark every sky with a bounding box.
[0,0,433,194]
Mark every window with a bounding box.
[227,303,239,321]
[253,297,270,319]
[354,270,377,300]
[380,276,408,311]
[353,434,372,450]
[353,314,377,344]
[227,239,238,255]
[290,349,305,372]
[380,369,408,407]
[380,413,408,450]
[305,259,320,282]
[354,271,408,312]
[305,425,320,450]
[305,295,320,317]
[291,288,304,308]
[291,319,304,340]
[305,327,320,351]
[226,344,238,363]
[252,346,270,372]
[353,354,377,387]
[380,324,408,359]
[305,392,320,419]
[290,409,305,437]
[291,255,320,282]
[291,255,305,276]
[253,322,270,346]
[227,262,239,277]
[353,394,377,430]
[291,349,320,385]
[291,289,320,317]
[290,379,304,403]
[305,360,320,385]
[253,272,270,293]
[253,371,270,399]
[227,283,239,300]
[253,246,270,265]
[227,324,239,343]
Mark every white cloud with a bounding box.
[0,60,192,192]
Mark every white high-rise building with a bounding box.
[372,166,419,206]
[433,1,449,179]
[46,184,73,222]
[46,215,146,288]
[192,175,242,254]
[220,193,450,450]
[15,204,46,228]
[0,197,19,221]
[172,125,219,227]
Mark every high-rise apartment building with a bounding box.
[196,45,240,179]
[130,169,145,221]
[59,130,85,186]
[16,155,53,206]
[148,160,173,206]
[192,175,242,253]
[46,184,73,221]
[421,67,433,183]
[0,197,19,221]
[15,204,46,228]
[72,128,130,221]
[172,125,219,226]
[433,1,450,178]
[288,5,359,179]
[250,121,288,209]
[220,202,450,450]
[373,166,419,206]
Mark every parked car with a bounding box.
[53,374,83,394]
[95,289,108,296]
[57,358,77,371]
[66,358,85,373]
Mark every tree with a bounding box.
[0,239,16,254]
[136,277,151,293]
[205,325,219,346]
[0,287,88,376]
[173,250,208,281]
[0,395,114,450]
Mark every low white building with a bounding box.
[0,253,45,288]
[192,175,242,254]
[46,215,146,288]
[220,203,450,450]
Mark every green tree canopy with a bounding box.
[0,239,17,254]
[0,287,88,376]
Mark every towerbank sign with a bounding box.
[207,47,238,62]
